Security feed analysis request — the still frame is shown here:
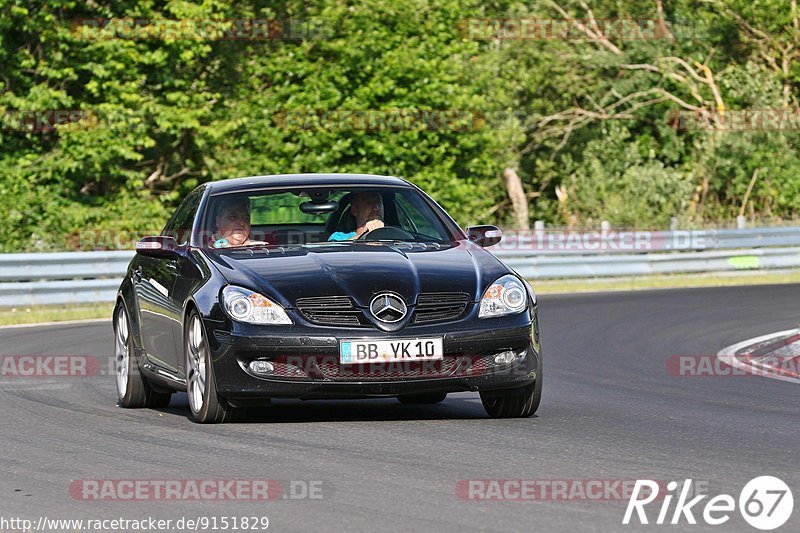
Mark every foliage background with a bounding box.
[1,0,799,251]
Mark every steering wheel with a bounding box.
[357,225,415,241]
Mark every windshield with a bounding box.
[199,186,456,248]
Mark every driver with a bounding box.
[328,191,385,241]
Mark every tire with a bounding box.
[185,311,243,423]
[397,392,447,404]
[480,378,541,418]
[114,304,172,409]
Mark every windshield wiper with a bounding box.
[407,230,444,241]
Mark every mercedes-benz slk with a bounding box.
[113,174,542,423]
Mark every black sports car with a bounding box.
[114,174,542,422]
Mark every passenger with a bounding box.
[211,198,257,248]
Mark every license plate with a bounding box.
[340,337,443,364]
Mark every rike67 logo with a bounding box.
[623,477,793,530]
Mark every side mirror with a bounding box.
[465,225,503,248]
[135,235,179,257]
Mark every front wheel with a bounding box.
[480,379,541,418]
[185,312,242,423]
[114,304,172,408]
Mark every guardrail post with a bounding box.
[736,215,747,229]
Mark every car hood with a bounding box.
[203,241,510,309]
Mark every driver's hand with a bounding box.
[365,220,384,232]
[354,219,385,238]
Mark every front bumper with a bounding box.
[205,312,541,400]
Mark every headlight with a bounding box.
[479,274,528,318]
[222,286,292,325]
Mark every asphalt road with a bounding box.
[1,284,798,532]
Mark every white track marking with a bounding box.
[717,329,800,384]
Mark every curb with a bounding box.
[717,329,800,384]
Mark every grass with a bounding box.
[532,269,800,294]
[1,270,799,326]
[0,303,115,326]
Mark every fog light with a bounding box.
[249,360,274,374]
[494,351,516,364]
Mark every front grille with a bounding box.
[295,296,366,327]
[296,292,471,327]
[412,292,470,324]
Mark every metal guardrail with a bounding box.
[491,227,800,255]
[499,246,800,278]
[0,227,799,306]
[0,251,133,306]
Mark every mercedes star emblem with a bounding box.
[369,293,408,323]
